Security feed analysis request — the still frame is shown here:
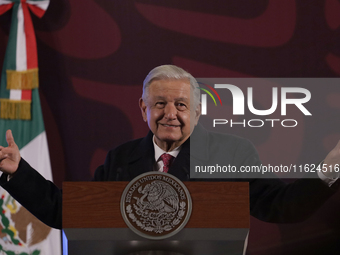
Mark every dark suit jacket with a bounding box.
[0,124,338,229]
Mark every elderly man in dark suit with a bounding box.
[0,65,339,230]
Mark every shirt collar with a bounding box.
[153,135,181,162]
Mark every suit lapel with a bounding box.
[168,138,190,181]
[168,124,210,181]
[127,131,155,179]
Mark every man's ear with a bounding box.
[139,98,147,122]
[194,103,201,126]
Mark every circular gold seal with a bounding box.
[121,172,192,240]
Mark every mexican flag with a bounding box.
[0,0,61,254]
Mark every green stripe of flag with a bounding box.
[0,89,44,149]
[0,2,19,99]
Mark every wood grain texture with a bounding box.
[62,182,249,229]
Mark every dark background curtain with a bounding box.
[1,0,340,254]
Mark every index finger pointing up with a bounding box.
[6,130,15,147]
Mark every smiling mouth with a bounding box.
[160,124,180,128]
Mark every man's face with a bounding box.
[139,79,200,151]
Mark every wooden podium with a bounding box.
[62,182,249,255]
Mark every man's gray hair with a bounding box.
[142,65,200,107]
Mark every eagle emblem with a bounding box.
[135,181,179,213]
[121,172,192,239]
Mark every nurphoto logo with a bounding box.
[198,79,312,128]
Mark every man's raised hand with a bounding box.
[323,140,340,179]
[0,130,20,175]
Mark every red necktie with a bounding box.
[160,153,174,173]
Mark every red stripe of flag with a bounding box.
[0,3,14,15]
[21,90,32,100]
[27,4,45,18]
[22,2,38,69]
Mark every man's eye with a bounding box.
[176,103,187,109]
[155,102,165,108]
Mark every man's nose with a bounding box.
[164,103,177,119]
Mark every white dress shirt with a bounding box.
[152,136,181,172]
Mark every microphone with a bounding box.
[182,167,190,181]
[116,168,122,181]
